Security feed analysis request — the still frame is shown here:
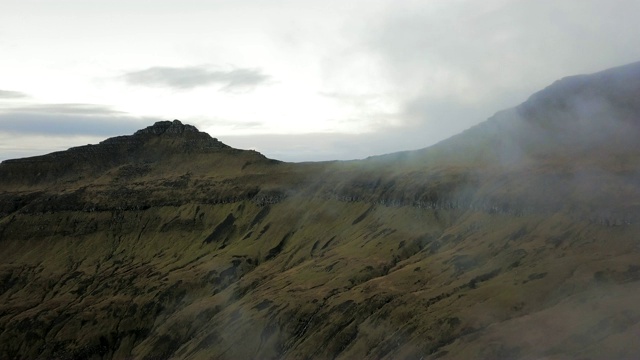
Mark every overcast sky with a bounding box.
[1,0,639,162]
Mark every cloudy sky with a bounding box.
[1,0,639,162]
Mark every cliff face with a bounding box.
[1,63,640,359]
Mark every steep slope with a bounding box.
[1,63,640,359]
[365,61,640,224]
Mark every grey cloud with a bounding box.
[2,103,125,116]
[347,0,640,139]
[123,66,270,91]
[205,119,265,130]
[319,92,381,102]
[0,103,159,136]
[0,90,28,99]
[366,0,640,90]
[0,113,159,136]
[320,89,485,143]
[230,121,264,129]
[221,126,437,162]
[400,97,494,140]
[319,92,388,109]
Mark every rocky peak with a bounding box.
[134,119,201,136]
[100,119,223,147]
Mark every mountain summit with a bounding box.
[1,63,640,359]
[0,119,267,188]
[122,119,229,149]
[134,119,201,136]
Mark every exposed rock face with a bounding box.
[134,119,200,135]
[127,119,228,150]
[1,63,640,359]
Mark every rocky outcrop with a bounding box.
[134,119,201,136]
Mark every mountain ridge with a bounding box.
[0,119,276,189]
[369,61,640,169]
[4,61,640,171]
[1,119,235,166]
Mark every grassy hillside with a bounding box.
[2,183,639,359]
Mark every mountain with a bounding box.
[1,62,640,359]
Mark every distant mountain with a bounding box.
[1,62,640,359]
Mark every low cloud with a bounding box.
[0,113,159,137]
[321,0,640,143]
[0,90,28,99]
[123,66,270,92]
[0,133,108,162]
[0,103,160,136]
[221,125,442,162]
[319,92,383,106]
[204,119,265,130]
[3,103,125,116]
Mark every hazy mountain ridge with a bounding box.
[1,63,640,359]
